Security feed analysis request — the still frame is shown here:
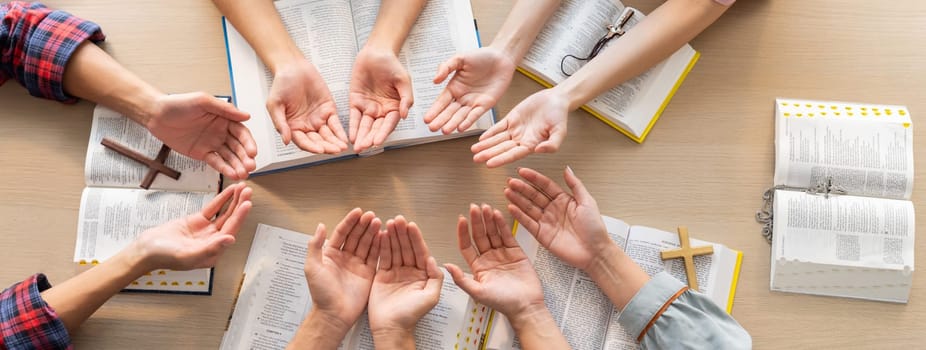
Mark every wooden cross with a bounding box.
[660,226,713,291]
[100,138,182,189]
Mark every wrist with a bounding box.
[266,48,307,75]
[551,79,587,111]
[124,85,163,129]
[361,40,401,57]
[583,242,623,278]
[506,301,554,332]
[371,326,416,349]
[114,241,156,278]
[306,309,354,336]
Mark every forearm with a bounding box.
[62,42,162,127]
[39,243,150,334]
[287,310,353,350]
[507,304,570,350]
[585,243,651,310]
[364,0,426,53]
[212,0,304,73]
[556,0,732,110]
[489,0,561,60]
[371,328,416,350]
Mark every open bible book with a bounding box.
[74,104,222,294]
[765,98,915,303]
[485,216,741,350]
[221,224,495,349]
[516,0,698,143]
[223,0,494,175]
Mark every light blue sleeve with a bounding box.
[617,272,751,349]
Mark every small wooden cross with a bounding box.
[100,138,182,189]
[660,226,713,291]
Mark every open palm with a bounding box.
[349,48,413,152]
[471,89,570,168]
[425,47,515,134]
[368,216,442,332]
[304,209,381,326]
[267,60,348,154]
[505,167,611,271]
[135,183,253,271]
[445,204,545,317]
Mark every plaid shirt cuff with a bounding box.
[0,274,72,350]
[1,2,106,103]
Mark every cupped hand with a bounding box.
[146,93,258,180]
[303,208,381,330]
[505,167,613,271]
[444,204,545,319]
[424,47,515,134]
[349,47,413,152]
[267,60,349,154]
[471,88,570,168]
[368,215,443,333]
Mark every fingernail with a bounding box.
[567,165,574,174]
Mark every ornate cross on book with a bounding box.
[660,226,714,291]
[100,138,182,189]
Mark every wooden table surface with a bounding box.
[1,0,923,348]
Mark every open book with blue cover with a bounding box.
[223,0,494,175]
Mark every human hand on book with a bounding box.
[424,47,515,134]
[349,47,414,152]
[132,183,252,271]
[368,215,443,342]
[471,89,570,168]
[444,204,546,320]
[505,167,614,272]
[303,208,381,330]
[266,60,349,155]
[145,93,258,180]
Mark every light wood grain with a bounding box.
[1,0,924,348]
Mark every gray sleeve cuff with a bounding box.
[616,271,686,339]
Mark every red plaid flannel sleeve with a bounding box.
[0,1,106,103]
[0,274,71,349]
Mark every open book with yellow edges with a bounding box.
[517,0,699,143]
[484,215,742,350]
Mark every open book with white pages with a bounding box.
[221,224,495,349]
[485,215,741,350]
[760,98,915,303]
[223,0,494,175]
[74,103,224,294]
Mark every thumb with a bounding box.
[203,95,250,122]
[535,122,567,153]
[397,79,414,119]
[444,263,481,297]
[564,166,594,205]
[433,55,464,84]
[306,223,327,268]
[267,102,292,145]
[190,234,235,269]
[424,257,444,294]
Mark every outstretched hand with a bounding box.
[266,60,349,154]
[146,93,258,180]
[444,204,545,319]
[471,89,570,168]
[424,47,515,134]
[349,48,414,152]
[133,182,253,271]
[368,215,443,334]
[505,167,612,271]
[303,208,382,330]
